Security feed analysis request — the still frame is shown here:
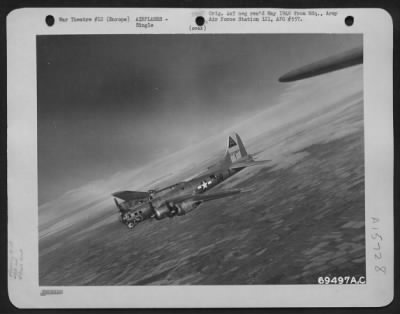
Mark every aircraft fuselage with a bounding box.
[113,133,268,230]
[118,166,242,228]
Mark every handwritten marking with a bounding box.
[8,241,24,280]
[371,217,386,274]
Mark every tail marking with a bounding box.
[225,133,248,163]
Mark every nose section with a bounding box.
[134,202,154,220]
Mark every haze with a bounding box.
[37,34,362,204]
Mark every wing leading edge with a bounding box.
[279,46,363,82]
[168,189,242,205]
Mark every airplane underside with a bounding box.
[119,198,203,229]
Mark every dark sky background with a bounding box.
[37,34,362,204]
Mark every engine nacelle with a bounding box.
[153,204,175,220]
[175,200,201,215]
[153,200,202,219]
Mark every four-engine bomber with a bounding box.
[112,133,269,229]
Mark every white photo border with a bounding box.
[7,8,393,308]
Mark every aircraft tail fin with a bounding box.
[224,133,249,164]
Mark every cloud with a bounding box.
[39,59,363,240]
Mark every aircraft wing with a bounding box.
[279,46,363,82]
[168,189,242,205]
[230,159,271,169]
[112,190,149,201]
[196,160,270,177]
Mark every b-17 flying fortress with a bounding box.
[113,133,269,229]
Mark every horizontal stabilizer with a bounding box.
[230,159,271,169]
[112,190,149,201]
[168,189,241,205]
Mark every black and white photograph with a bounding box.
[38,33,366,285]
[7,8,393,308]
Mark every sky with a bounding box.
[37,34,362,204]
